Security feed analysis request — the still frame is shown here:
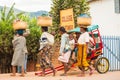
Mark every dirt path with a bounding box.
[0,69,120,80]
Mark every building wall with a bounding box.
[89,0,120,36]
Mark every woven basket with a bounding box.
[37,16,52,26]
[13,20,28,30]
[77,17,91,26]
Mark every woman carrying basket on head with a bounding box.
[75,25,93,77]
[37,26,56,76]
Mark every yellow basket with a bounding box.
[37,16,52,26]
[13,20,28,30]
[77,17,91,26]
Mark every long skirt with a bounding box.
[38,45,53,69]
[75,44,89,67]
[58,50,71,63]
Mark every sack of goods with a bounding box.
[45,32,54,45]
[13,19,28,30]
[77,14,91,26]
[37,16,52,26]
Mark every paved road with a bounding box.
[0,70,120,80]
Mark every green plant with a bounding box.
[50,0,90,34]
[0,4,42,73]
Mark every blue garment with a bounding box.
[17,54,28,73]
[16,29,24,35]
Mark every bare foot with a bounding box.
[19,75,25,77]
[10,74,16,76]
[89,70,93,76]
[77,74,85,77]
[41,73,45,77]
[53,70,57,76]
[60,73,67,76]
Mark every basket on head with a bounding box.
[77,14,91,26]
[37,16,52,26]
[13,19,28,30]
[79,25,88,28]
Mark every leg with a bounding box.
[17,66,21,73]
[50,66,56,76]
[24,54,28,73]
[41,68,45,76]
[11,66,16,76]
[88,66,93,75]
[78,66,85,77]
[20,65,25,77]
[60,62,67,76]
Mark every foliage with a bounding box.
[50,0,90,32]
[0,3,41,54]
[0,3,23,54]
[0,4,42,73]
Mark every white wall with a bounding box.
[89,0,120,36]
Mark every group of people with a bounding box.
[10,24,94,77]
[58,26,94,77]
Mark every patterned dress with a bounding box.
[38,32,54,69]
[38,45,53,68]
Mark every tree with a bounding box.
[0,3,25,73]
[50,0,90,31]
[0,4,41,73]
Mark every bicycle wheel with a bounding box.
[95,57,109,74]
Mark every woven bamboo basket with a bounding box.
[13,20,28,30]
[37,16,52,26]
[77,17,91,26]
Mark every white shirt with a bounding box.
[39,32,48,50]
[59,33,69,54]
[78,32,89,44]
[69,39,75,50]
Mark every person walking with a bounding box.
[17,29,30,74]
[76,25,93,77]
[58,27,73,76]
[38,26,56,76]
[11,29,27,77]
